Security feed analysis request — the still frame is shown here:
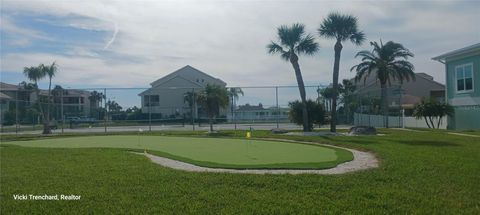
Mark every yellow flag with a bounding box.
[246,132,251,138]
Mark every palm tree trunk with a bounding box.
[209,116,213,132]
[330,40,343,132]
[380,83,389,128]
[33,82,48,134]
[290,55,310,132]
[424,117,431,128]
[43,77,52,134]
[428,116,435,129]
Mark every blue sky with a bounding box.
[1,0,479,107]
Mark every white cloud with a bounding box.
[1,0,479,89]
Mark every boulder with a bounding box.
[348,126,377,135]
[271,128,289,134]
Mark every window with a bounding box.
[144,95,160,106]
[455,63,474,93]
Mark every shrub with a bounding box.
[413,99,453,129]
[288,100,325,130]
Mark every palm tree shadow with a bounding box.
[394,140,460,147]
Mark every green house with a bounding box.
[433,43,480,130]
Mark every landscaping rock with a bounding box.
[348,126,377,135]
[271,128,289,134]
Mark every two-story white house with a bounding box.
[139,65,227,118]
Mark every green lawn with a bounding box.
[1,135,352,169]
[1,129,479,214]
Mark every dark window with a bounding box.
[144,95,160,106]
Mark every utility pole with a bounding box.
[61,89,64,133]
[104,88,107,133]
[276,86,279,129]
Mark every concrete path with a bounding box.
[134,140,379,175]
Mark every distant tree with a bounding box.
[413,99,453,129]
[318,86,335,111]
[289,99,325,130]
[267,23,319,132]
[318,12,365,132]
[107,100,122,113]
[43,62,57,128]
[51,85,63,120]
[89,91,105,119]
[228,87,244,122]
[351,40,415,128]
[196,84,229,132]
[339,79,357,123]
[23,64,50,134]
[18,81,37,90]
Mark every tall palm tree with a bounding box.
[351,40,415,127]
[43,62,57,132]
[23,64,49,133]
[267,23,319,131]
[196,84,229,132]
[228,87,244,126]
[318,12,365,132]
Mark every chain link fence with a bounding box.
[1,85,349,134]
[1,83,436,133]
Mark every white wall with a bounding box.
[403,115,447,129]
[353,113,447,129]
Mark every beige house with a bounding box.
[139,65,227,118]
[353,72,445,115]
[0,82,97,125]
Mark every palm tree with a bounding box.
[339,79,356,123]
[413,99,453,129]
[23,64,49,133]
[42,62,57,133]
[351,40,415,127]
[89,91,105,119]
[196,84,229,132]
[318,12,365,132]
[183,91,198,120]
[267,23,319,131]
[51,85,63,120]
[228,87,244,127]
[319,87,335,112]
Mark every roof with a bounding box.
[237,103,264,111]
[38,89,91,96]
[432,43,480,61]
[150,65,226,87]
[0,82,20,91]
[400,94,421,105]
[0,92,12,100]
[354,72,444,92]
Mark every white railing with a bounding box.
[353,112,447,129]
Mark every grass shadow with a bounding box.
[394,140,460,147]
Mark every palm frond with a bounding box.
[295,34,319,55]
[277,23,305,49]
[318,12,364,45]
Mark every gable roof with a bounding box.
[139,75,203,96]
[432,43,480,62]
[150,65,226,87]
[353,72,444,91]
[0,82,20,91]
[0,92,12,100]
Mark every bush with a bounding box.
[413,99,453,129]
[288,100,325,130]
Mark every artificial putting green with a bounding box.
[3,135,353,169]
